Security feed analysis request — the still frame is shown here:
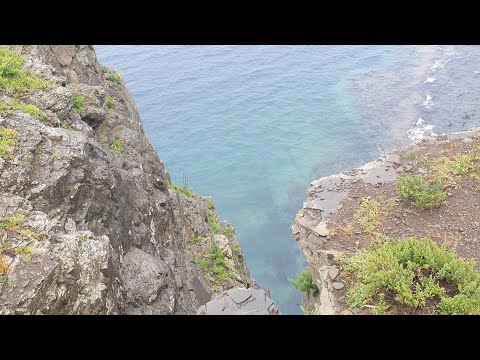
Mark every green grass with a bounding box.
[344,196,397,237]
[0,127,18,160]
[60,123,73,130]
[205,198,238,240]
[18,229,38,241]
[190,236,204,244]
[223,227,235,240]
[403,151,431,168]
[0,99,47,122]
[104,71,123,84]
[0,213,25,232]
[73,95,85,112]
[195,244,230,285]
[109,136,124,153]
[15,246,32,263]
[167,182,194,198]
[105,96,116,108]
[0,46,49,94]
[396,174,447,209]
[207,207,222,234]
[230,239,242,267]
[52,152,66,160]
[289,269,319,296]
[344,237,480,314]
[78,235,86,241]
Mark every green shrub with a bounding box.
[190,236,203,244]
[104,71,123,84]
[60,123,73,130]
[344,237,480,314]
[0,127,18,160]
[396,174,447,209]
[289,269,319,296]
[105,96,116,108]
[109,136,124,153]
[0,46,49,94]
[73,95,85,112]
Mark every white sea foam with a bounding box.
[423,94,433,109]
[407,117,436,141]
[431,59,445,71]
[424,77,436,83]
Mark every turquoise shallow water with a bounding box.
[95,45,480,314]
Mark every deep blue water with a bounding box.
[95,45,480,314]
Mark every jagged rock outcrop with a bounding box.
[0,45,274,314]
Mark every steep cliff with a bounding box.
[0,45,277,314]
[292,131,480,315]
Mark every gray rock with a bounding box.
[328,266,339,280]
[313,222,329,237]
[332,282,344,290]
[199,288,280,315]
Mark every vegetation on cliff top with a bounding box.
[344,237,480,314]
[0,46,49,94]
[396,140,480,209]
[167,182,194,198]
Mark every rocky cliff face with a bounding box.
[0,45,276,314]
[292,131,480,315]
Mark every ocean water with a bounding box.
[95,45,480,314]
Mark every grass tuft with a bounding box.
[104,71,123,84]
[190,236,203,244]
[109,136,124,153]
[73,95,85,112]
[0,127,18,160]
[105,96,116,108]
[167,182,194,198]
